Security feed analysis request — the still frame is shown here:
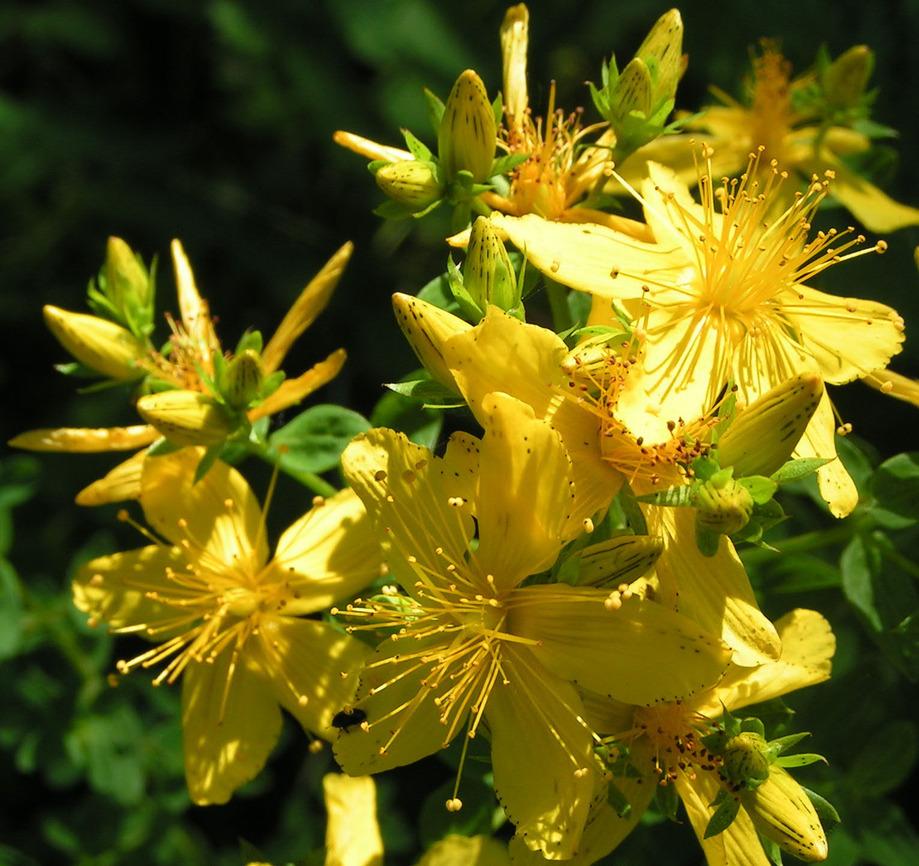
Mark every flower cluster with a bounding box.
[12,5,918,865]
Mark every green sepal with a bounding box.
[739,476,778,504]
[54,361,105,379]
[489,152,530,178]
[146,437,182,457]
[423,87,445,134]
[801,788,840,826]
[234,330,263,355]
[606,779,632,819]
[193,444,223,483]
[383,379,465,409]
[654,776,680,822]
[401,127,435,162]
[774,753,827,769]
[704,791,740,839]
[770,458,833,484]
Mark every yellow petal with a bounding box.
[863,368,919,407]
[499,4,529,136]
[171,239,218,358]
[577,692,636,736]
[391,293,471,392]
[488,213,671,300]
[273,488,381,615]
[255,617,369,738]
[697,609,835,717]
[785,283,904,385]
[794,391,858,518]
[675,771,770,866]
[486,645,594,860]
[418,835,510,866]
[640,161,712,256]
[140,448,269,574]
[333,635,453,775]
[323,774,383,866]
[475,393,570,592]
[43,305,145,380]
[647,506,782,666]
[509,585,731,705]
[73,545,186,634]
[8,424,157,453]
[182,649,282,805]
[341,428,474,597]
[333,129,413,163]
[75,449,147,506]
[804,157,919,232]
[441,431,481,514]
[248,348,347,421]
[444,308,621,524]
[136,390,233,447]
[262,242,353,374]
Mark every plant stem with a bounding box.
[248,442,337,498]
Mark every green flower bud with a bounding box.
[634,8,683,109]
[88,237,156,337]
[694,476,754,536]
[224,349,264,410]
[822,45,874,110]
[740,767,828,862]
[463,217,519,314]
[613,57,653,118]
[44,305,146,381]
[375,160,443,211]
[438,69,497,183]
[722,731,771,788]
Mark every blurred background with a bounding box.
[1,1,917,864]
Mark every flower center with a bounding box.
[631,702,720,783]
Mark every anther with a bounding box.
[445,798,463,812]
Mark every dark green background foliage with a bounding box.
[1,1,918,864]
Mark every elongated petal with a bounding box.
[641,161,711,257]
[444,309,621,524]
[73,545,186,634]
[171,239,218,358]
[696,609,835,716]
[75,449,147,506]
[509,585,730,705]
[333,635,454,774]
[486,646,594,860]
[794,391,858,518]
[248,348,346,421]
[675,771,770,866]
[475,393,571,592]
[785,283,904,385]
[182,649,281,805]
[802,157,919,232]
[489,213,675,300]
[140,448,268,575]
[333,129,413,163]
[274,488,381,614]
[323,774,383,866]
[263,243,353,373]
[341,428,474,597]
[255,616,369,738]
[500,4,528,135]
[647,506,781,665]
[9,424,157,453]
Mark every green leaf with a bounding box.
[770,457,832,484]
[871,452,919,521]
[370,372,444,451]
[383,379,462,407]
[268,405,371,474]
[704,792,740,838]
[847,719,918,797]
[0,559,24,660]
[417,271,461,314]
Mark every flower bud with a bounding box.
[634,8,683,109]
[391,293,471,393]
[612,57,652,117]
[740,767,828,861]
[375,160,443,211]
[104,236,154,327]
[717,374,824,477]
[722,731,771,788]
[438,69,497,183]
[463,217,519,314]
[822,45,874,110]
[223,349,264,410]
[44,305,146,381]
[136,390,234,447]
[694,477,754,536]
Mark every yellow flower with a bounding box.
[73,449,380,804]
[334,395,730,859]
[545,609,835,866]
[323,774,383,866]
[396,297,795,667]
[485,151,905,516]
[11,239,352,503]
[627,42,919,233]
